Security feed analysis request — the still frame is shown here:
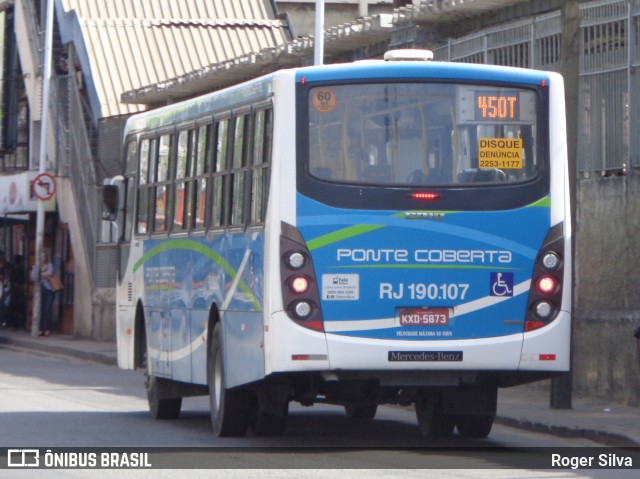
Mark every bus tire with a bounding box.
[455,414,495,438]
[145,374,182,420]
[250,397,288,436]
[415,391,455,438]
[208,322,251,437]
[142,324,182,420]
[344,404,378,419]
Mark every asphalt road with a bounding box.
[1,345,638,478]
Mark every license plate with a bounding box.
[399,307,450,326]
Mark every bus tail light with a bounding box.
[535,275,558,295]
[525,224,565,332]
[281,222,324,332]
[410,192,440,201]
[289,275,310,294]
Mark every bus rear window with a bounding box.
[307,83,539,187]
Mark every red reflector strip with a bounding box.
[525,321,545,331]
[292,354,328,361]
[302,320,324,332]
[539,354,556,361]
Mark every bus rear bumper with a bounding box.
[266,311,330,375]
[324,331,525,372]
[519,310,571,371]
[266,311,570,381]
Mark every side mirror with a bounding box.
[102,184,119,221]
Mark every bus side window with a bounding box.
[194,124,211,230]
[250,108,272,225]
[173,129,193,231]
[123,140,137,242]
[211,119,229,229]
[230,114,250,227]
[137,139,151,234]
[154,134,172,233]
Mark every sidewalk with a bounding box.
[1,328,639,446]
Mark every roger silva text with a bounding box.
[551,453,634,469]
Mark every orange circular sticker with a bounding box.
[311,88,337,113]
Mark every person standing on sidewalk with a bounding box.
[0,251,12,328]
[8,255,27,329]
[0,268,11,326]
[31,252,56,336]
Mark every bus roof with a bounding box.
[123,59,553,137]
[123,72,276,135]
[295,60,552,87]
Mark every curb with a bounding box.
[0,334,117,367]
[494,416,640,447]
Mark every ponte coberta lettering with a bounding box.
[337,248,511,264]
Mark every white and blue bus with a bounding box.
[103,50,571,438]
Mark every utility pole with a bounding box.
[551,0,580,410]
[314,0,325,65]
[31,0,55,336]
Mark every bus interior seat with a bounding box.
[407,169,427,184]
[457,168,507,183]
[362,164,391,182]
[407,168,447,185]
[312,167,335,180]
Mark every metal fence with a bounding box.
[578,0,640,176]
[432,11,562,70]
[432,0,640,177]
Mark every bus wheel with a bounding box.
[344,404,378,419]
[208,322,251,437]
[142,327,182,420]
[415,391,455,438]
[145,374,182,420]
[250,395,289,436]
[455,414,495,438]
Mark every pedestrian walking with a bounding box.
[31,252,56,336]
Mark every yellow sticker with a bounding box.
[478,138,523,169]
[311,88,337,113]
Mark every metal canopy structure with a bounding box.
[58,0,293,117]
[121,14,395,105]
[121,0,528,106]
[395,0,530,23]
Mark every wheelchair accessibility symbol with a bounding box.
[490,272,513,297]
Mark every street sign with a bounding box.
[32,172,56,201]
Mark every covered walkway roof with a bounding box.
[57,0,293,117]
[121,0,528,106]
